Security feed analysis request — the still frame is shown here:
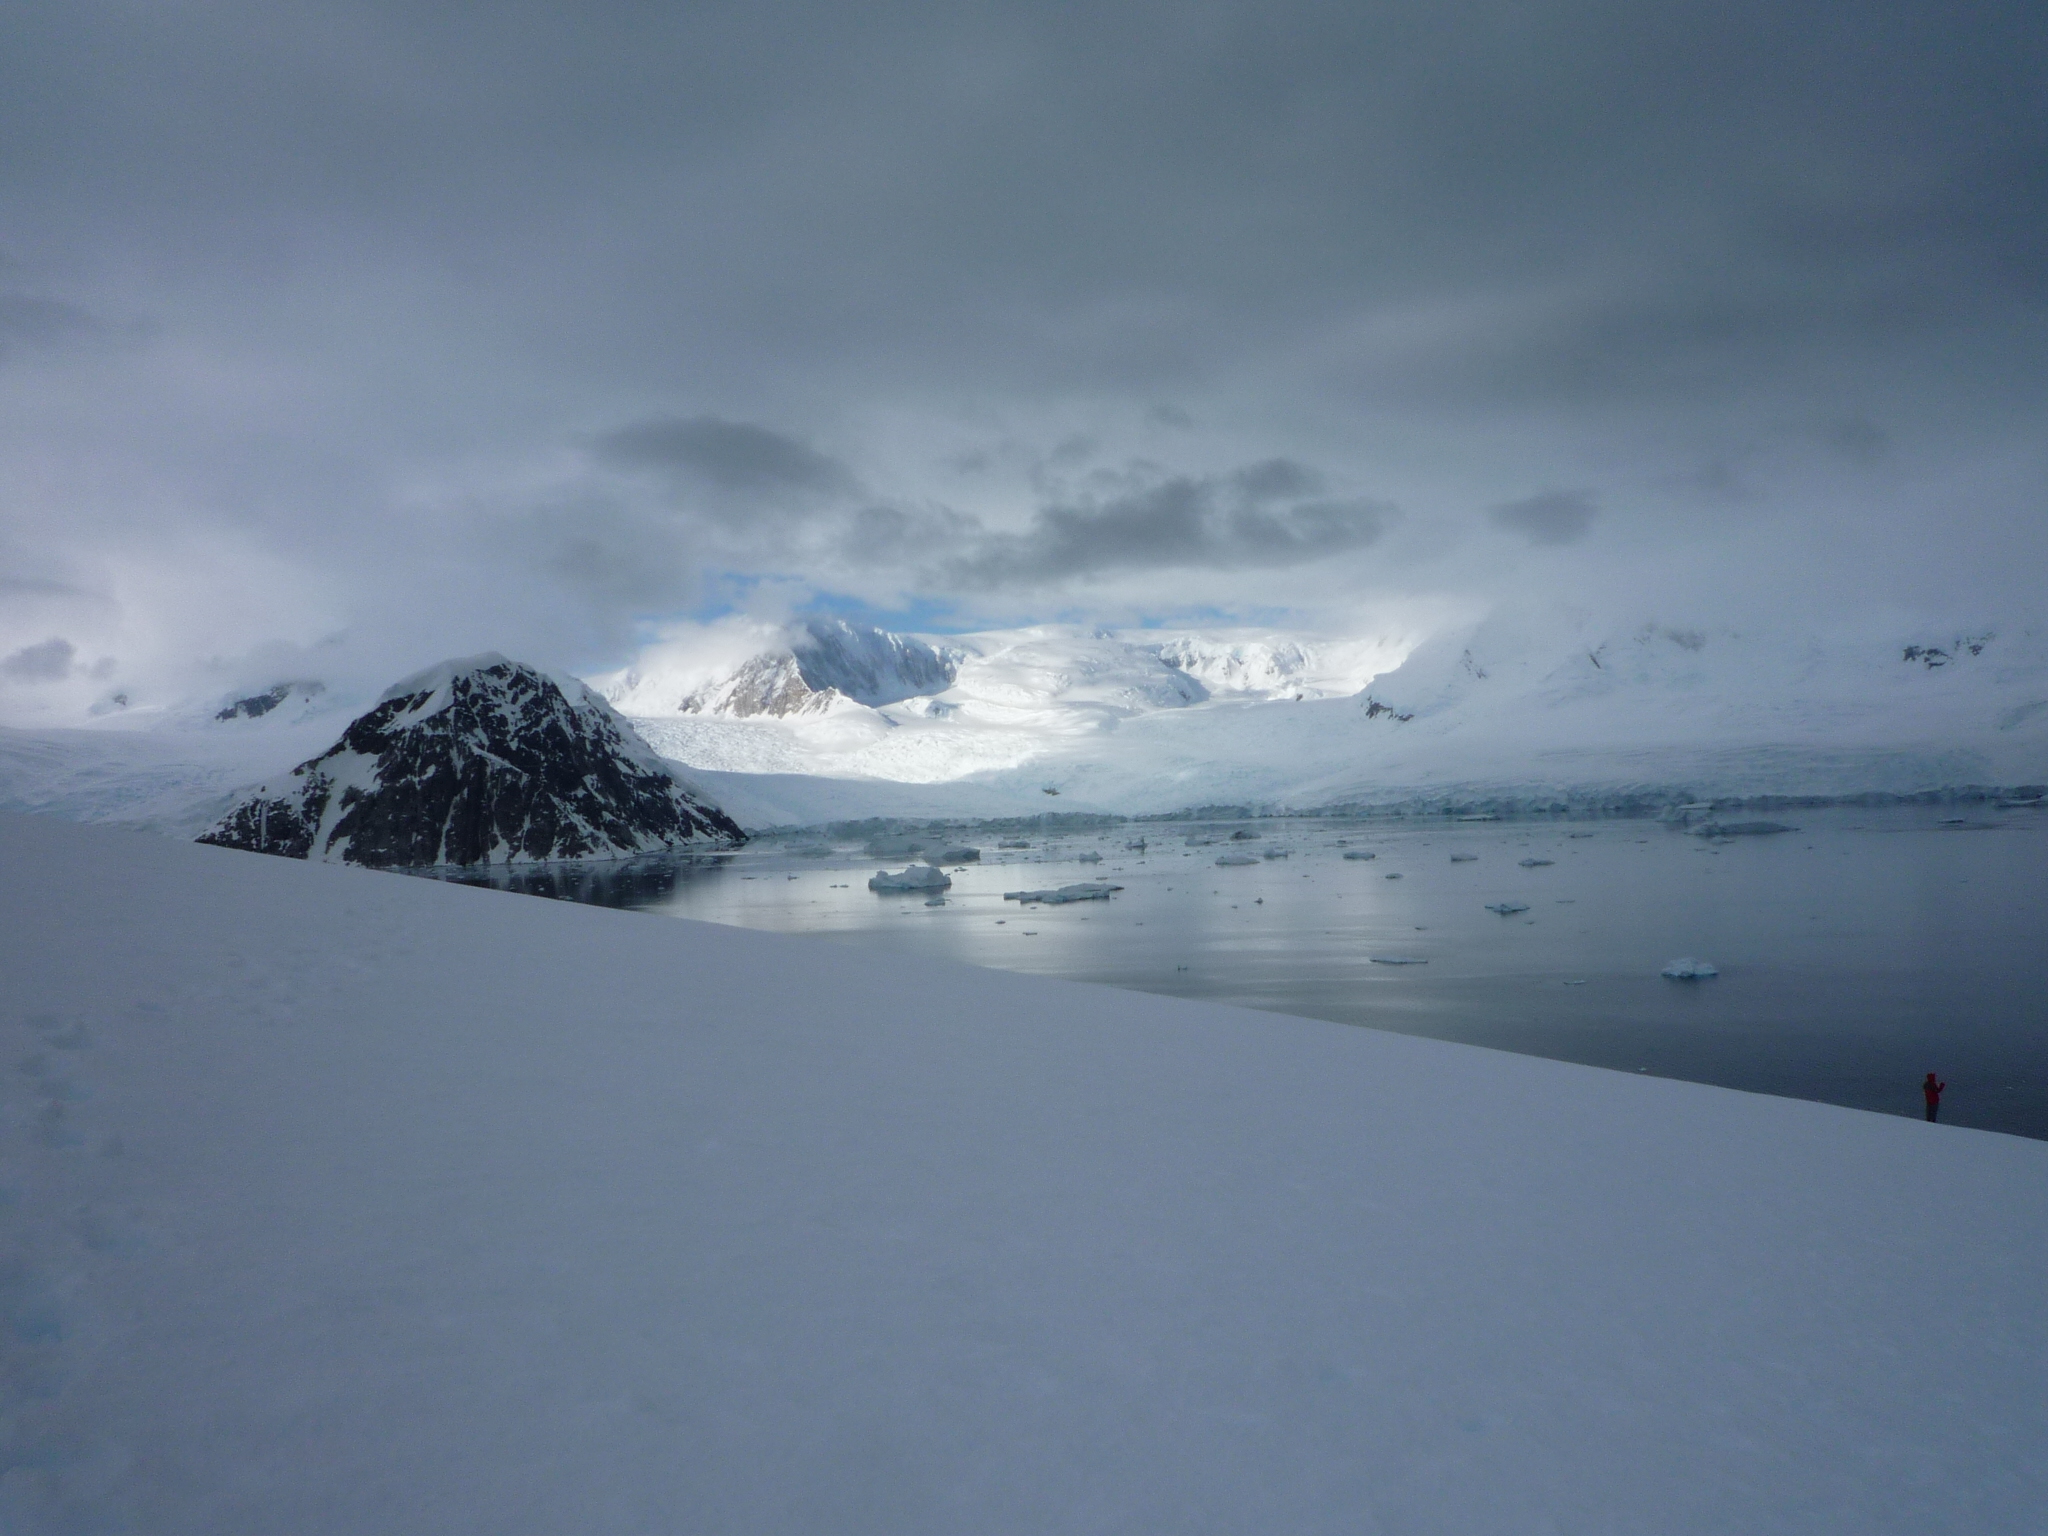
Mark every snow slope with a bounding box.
[4,810,2045,1533]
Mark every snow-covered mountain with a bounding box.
[198,655,744,866]
[602,618,960,718]
[5,616,2045,836]
[603,614,2048,825]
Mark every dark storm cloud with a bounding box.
[592,417,857,500]
[0,295,103,359]
[0,0,2043,699]
[1491,491,1598,546]
[2,638,76,681]
[947,461,1393,585]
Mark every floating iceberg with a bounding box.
[1661,957,1720,979]
[1384,872,1403,879]
[1485,901,1530,915]
[1003,882,1124,904]
[1229,829,1261,841]
[1125,838,1148,850]
[1216,853,1259,866]
[997,839,1031,849]
[1369,956,1428,965]
[1342,850,1377,861]
[1519,858,1555,868]
[868,864,952,893]
[1077,851,1103,863]
[1450,854,1478,863]
[1262,849,1291,859]
[1689,822,1795,838]
[939,846,981,862]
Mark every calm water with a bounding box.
[432,806,2048,1139]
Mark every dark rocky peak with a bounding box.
[200,654,743,868]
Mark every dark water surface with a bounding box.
[430,806,2048,1139]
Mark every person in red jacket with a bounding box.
[1923,1072,1945,1123]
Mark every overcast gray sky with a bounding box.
[2,0,2043,713]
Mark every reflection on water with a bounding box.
[418,806,2048,1140]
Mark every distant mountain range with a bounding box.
[3,616,2043,833]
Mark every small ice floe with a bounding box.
[924,896,946,907]
[1518,857,1554,867]
[1689,821,1795,838]
[1457,814,1499,822]
[1230,829,1261,840]
[1384,872,1403,880]
[940,846,982,862]
[1003,882,1124,904]
[1262,848,1291,859]
[1660,957,1719,980]
[1125,838,1149,850]
[868,864,952,893]
[1568,832,1595,838]
[998,839,1031,849]
[1449,854,1478,862]
[1185,836,1216,847]
[1077,851,1103,863]
[1342,850,1377,861]
[1369,956,1428,965]
[1485,901,1530,915]
[1938,819,2003,831]
[1216,853,1259,866]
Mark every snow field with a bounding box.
[2,810,2045,1534]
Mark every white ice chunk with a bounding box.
[1002,882,1124,904]
[1661,957,1720,979]
[1486,901,1530,915]
[1519,858,1555,867]
[868,864,952,892]
[1215,853,1259,866]
[1689,822,1795,838]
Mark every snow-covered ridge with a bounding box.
[607,613,2048,825]
[604,621,1408,722]
[199,655,743,866]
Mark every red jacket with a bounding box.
[1924,1079,1945,1105]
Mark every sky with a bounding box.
[2,0,2044,719]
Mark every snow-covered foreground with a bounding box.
[4,811,2046,1534]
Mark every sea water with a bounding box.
[433,805,2048,1139]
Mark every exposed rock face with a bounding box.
[199,655,744,867]
[215,680,325,720]
[679,619,959,717]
